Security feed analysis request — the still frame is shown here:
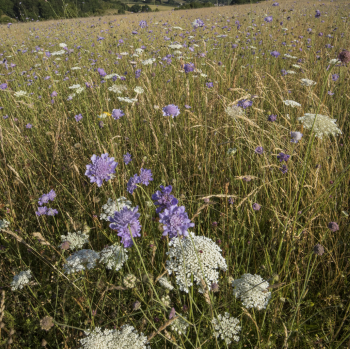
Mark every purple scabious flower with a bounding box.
[290,131,303,143]
[252,203,261,211]
[268,114,277,122]
[135,69,141,79]
[271,51,280,58]
[152,185,178,214]
[206,82,213,88]
[46,208,58,216]
[26,123,33,129]
[132,31,138,35]
[139,20,147,28]
[112,109,124,120]
[36,206,48,216]
[123,152,132,165]
[280,164,288,174]
[183,63,195,73]
[162,104,180,118]
[255,146,264,155]
[127,174,141,194]
[97,68,106,77]
[139,168,153,186]
[315,10,321,18]
[277,152,290,162]
[237,99,253,109]
[38,189,56,206]
[264,16,273,23]
[0,83,8,90]
[75,114,83,122]
[192,18,204,28]
[332,74,339,82]
[109,206,141,248]
[159,205,195,239]
[272,2,279,5]
[51,91,57,97]
[85,153,118,187]
[185,105,191,109]
[328,222,339,232]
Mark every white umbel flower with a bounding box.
[171,314,189,335]
[0,219,10,231]
[75,86,85,94]
[108,85,127,94]
[60,231,89,250]
[117,97,137,103]
[135,48,144,54]
[297,113,342,139]
[63,249,100,274]
[11,269,32,291]
[105,73,120,80]
[99,245,128,271]
[166,232,227,293]
[283,100,301,108]
[158,276,174,290]
[123,274,137,288]
[69,84,81,89]
[141,58,156,66]
[168,44,183,50]
[51,50,66,56]
[14,90,27,97]
[232,273,271,310]
[71,67,81,70]
[300,78,316,87]
[212,312,241,344]
[79,325,150,349]
[225,105,245,118]
[134,86,144,94]
[59,43,68,48]
[100,197,132,221]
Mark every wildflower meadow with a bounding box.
[0,0,350,348]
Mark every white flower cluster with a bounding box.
[166,232,227,293]
[117,97,138,104]
[71,67,81,70]
[0,219,10,231]
[297,113,342,139]
[59,43,67,48]
[158,276,174,290]
[99,245,128,271]
[168,44,183,50]
[105,73,120,80]
[100,197,132,221]
[134,86,144,94]
[171,314,189,335]
[284,54,298,59]
[123,274,137,288]
[135,48,144,54]
[75,87,85,94]
[161,295,171,308]
[283,100,301,108]
[225,105,245,118]
[51,50,66,56]
[232,273,271,310]
[211,312,241,344]
[11,269,32,290]
[108,85,128,94]
[60,231,89,250]
[300,78,316,87]
[142,58,156,66]
[79,325,150,349]
[63,249,100,274]
[69,84,81,89]
[14,90,27,97]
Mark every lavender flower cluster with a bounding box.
[35,189,58,216]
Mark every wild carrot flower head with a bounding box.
[109,206,141,248]
[99,245,128,271]
[100,197,132,221]
[63,249,100,274]
[152,185,178,214]
[85,153,118,187]
[212,312,241,344]
[159,205,194,239]
[11,269,32,290]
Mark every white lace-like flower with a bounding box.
[123,274,137,288]
[171,314,189,335]
[0,219,10,231]
[105,73,120,80]
[161,295,171,308]
[100,197,132,221]
[166,232,227,293]
[59,43,67,48]
[51,50,66,56]
[11,269,32,290]
[117,97,137,103]
[225,105,245,118]
[232,273,271,310]
[141,58,156,66]
[69,84,81,89]
[292,64,301,69]
[14,90,27,97]
[212,312,241,344]
[329,58,341,65]
[286,70,296,74]
[173,26,184,30]
[297,113,342,139]
[227,148,237,156]
[75,87,85,94]
[300,78,316,87]
[71,67,81,70]
[284,54,298,59]
[120,52,129,56]
[98,113,109,119]
[283,100,301,108]
[99,245,128,271]
[158,276,174,290]
[108,85,127,94]
[63,249,100,274]
[79,325,150,349]
[168,44,183,50]
[135,48,144,54]
[60,231,89,250]
[134,86,144,94]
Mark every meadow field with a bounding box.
[0,0,350,347]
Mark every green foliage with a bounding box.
[0,15,12,24]
[175,1,213,10]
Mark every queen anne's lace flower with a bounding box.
[171,314,189,335]
[99,245,128,271]
[123,274,137,288]
[225,105,245,118]
[161,295,171,308]
[134,86,144,94]
[232,273,271,310]
[108,85,127,94]
[283,100,301,108]
[142,58,156,65]
[158,276,174,290]
[0,219,10,231]
[300,78,316,87]
[63,249,100,274]
[212,312,241,344]
[60,231,89,250]
[166,232,227,293]
[79,325,150,349]
[297,113,342,139]
[100,197,132,221]
[11,269,32,290]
